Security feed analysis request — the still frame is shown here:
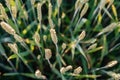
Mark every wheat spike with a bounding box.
[5,0,17,19]
[45,49,52,60]
[62,43,67,50]
[75,0,80,10]
[80,3,89,18]
[35,69,47,79]
[99,0,107,10]
[107,0,114,5]
[57,0,62,7]
[8,43,18,53]
[80,0,89,4]
[11,6,17,19]
[0,3,8,20]
[73,66,82,74]
[88,43,97,50]
[13,34,24,43]
[84,38,97,44]
[0,21,16,35]
[33,32,40,45]
[37,3,42,23]
[75,0,88,10]
[43,35,47,42]
[105,60,118,68]
[48,3,55,28]
[65,65,73,71]
[105,71,120,80]
[50,29,58,44]
[49,19,55,28]
[48,3,52,18]
[60,67,66,74]
[0,15,3,20]
[97,22,117,37]
[39,75,47,80]
[75,0,83,11]
[35,69,42,78]
[78,30,86,41]
[31,0,35,5]
[60,65,73,74]
[37,55,41,60]
[5,0,10,8]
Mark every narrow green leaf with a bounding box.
[76,45,90,68]
[101,35,108,60]
[8,54,17,60]
[0,43,5,55]
[8,51,30,60]
[3,73,37,79]
[0,63,13,71]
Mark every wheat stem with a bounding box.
[4,54,17,72]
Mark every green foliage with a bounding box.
[0,0,120,80]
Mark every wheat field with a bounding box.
[0,0,120,80]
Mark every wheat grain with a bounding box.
[0,21,16,35]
